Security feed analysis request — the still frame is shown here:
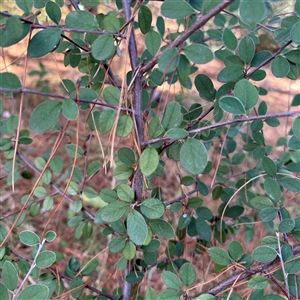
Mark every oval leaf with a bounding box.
[219,96,246,115]
[140,147,159,177]
[127,209,148,245]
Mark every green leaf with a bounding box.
[223,27,237,51]
[195,218,212,241]
[194,74,215,101]
[239,0,266,24]
[146,30,161,56]
[296,0,300,16]
[126,271,144,284]
[234,79,258,110]
[103,15,120,33]
[66,10,98,30]
[36,251,56,268]
[278,218,295,233]
[46,1,61,24]
[252,246,277,262]
[238,35,255,64]
[0,21,30,48]
[209,247,232,266]
[217,66,244,83]
[228,240,243,261]
[293,116,300,141]
[62,98,78,120]
[285,257,300,274]
[29,100,62,133]
[140,147,159,177]
[103,86,120,106]
[19,230,40,246]
[271,56,290,78]
[148,116,164,138]
[158,48,179,74]
[81,259,99,276]
[113,164,133,180]
[161,102,183,130]
[122,240,136,260]
[109,236,126,253]
[248,276,268,290]
[127,209,148,245]
[0,283,9,300]
[28,28,61,58]
[196,295,216,300]
[65,144,84,158]
[87,161,101,176]
[138,5,152,34]
[284,50,300,64]
[177,54,190,82]
[250,196,274,210]
[117,115,133,137]
[264,178,281,202]
[5,17,24,40]
[150,219,174,238]
[262,156,277,177]
[260,207,278,222]
[141,198,165,219]
[91,34,115,61]
[16,0,33,13]
[278,177,300,192]
[180,139,208,175]
[100,201,128,223]
[219,96,246,115]
[260,296,285,300]
[291,20,300,43]
[156,291,181,300]
[98,110,116,134]
[146,286,157,300]
[2,261,18,291]
[162,271,181,290]
[45,231,56,242]
[161,0,194,19]
[16,284,49,300]
[183,44,214,64]
[166,128,188,140]
[0,72,22,90]
[118,147,135,165]
[179,263,196,287]
[116,184,134,202]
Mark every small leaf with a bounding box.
[196,295,216,300]
[2,261,18,291]
[158,48,179,74]
[122,240,136,260]
[194,74,216,101]
[127,209,148,245]
[262,157,277,177]
[278,218,295,233]
[16,0,33,13]
[146,286,157,300]
[116,115,133,137]
[264,178,281,202]
[252,246,277,262]
[138,5,152,34]
[271,56,290,78]
[228,240,243,261]
[118,147,136,165]
[100,201,128,223]
[250,196,274,210]
[66,10,98,30]
[141,198,165,219]
[195,218,212,241]
[162,271,181,290]
[91,34,115,61]
[223,27,237,51]
[0,283,9,300]
[103,86,120,106]
[239,0,266,24]
[146,30,161,56]
[157,290,181,300]
[98,110,116,134]
[150,219,174,238]
[46,1,61,24]
[278,177,300,192]
[116,184,134,203]
[19,230,40,246]
[166,128,188,140]
[259,207,278,222]
[109,236,126,253]
[161,102,183,130]
[62,98,78,120]
[248,276,268,290]
[161,0,194,19]
[65,144,84,158]
[291,20,300,43]
[234,79,258,110]
[0,72,22,90]
[29,100,62,133]
[36,251,56,268]
[16,284,49,300]
[209,247,232,266]
[238,35,255,64]
[28,28,61,58]
[183,44,214,64]
[217,66,244,83]
[180,139,208,175]
[179,263,196,287]
[219,96,246,115]
[140,147,159,177]
[292,116,300,141]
